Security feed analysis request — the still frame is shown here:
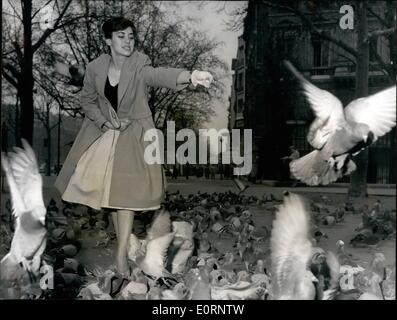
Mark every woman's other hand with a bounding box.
[119,119,132,132]
[191,70,214,88]
[101,121,115,132]
[102,119,131,132]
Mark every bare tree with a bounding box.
[3,0,229,156]
[46,1,228,130]
[34,93,59,176]
[2,0,87,144]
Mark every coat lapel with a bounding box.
[94,52,140,110]
[95,54,111,98]
[117,52,139,108]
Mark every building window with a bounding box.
[313,39,321,67]
[237,73,244,91]
[283,36,295,59]
[369,37,378,62]
[256,39,264,64]
[235,119,244,128]
[311,33,329,67]
[292,124,310,151]
[255,5,265,65]
[237,98,244,113]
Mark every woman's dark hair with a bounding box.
[101,17,134,39]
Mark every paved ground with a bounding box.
[165,177,396,197]
[34,176,395,264]
[2,175,395,225]
[0,175,395,299]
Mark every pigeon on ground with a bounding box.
[284,60,396,185]
[1,139,47,283]
[233,178,249,194]
[336,240,358,267]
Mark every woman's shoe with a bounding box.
[110,275,128,297]
[120,266,133,279]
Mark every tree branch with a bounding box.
[31,0,54,20]
[12,40,23,63]
[153,91,180,124]
[3,62,20,82]
[7,0,22,21]
[261,0,358,58]
[2,69,19,89]
[369,43,394,83]
[32,0,73,53]
[367,27,397,39]
[318,29,358,58]
[366,6,389,28]
[50,122,59,131]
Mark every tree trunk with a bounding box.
[45,102,52,176]
[348,1,370,198]
[386,0,397,79]
[20,0,34,145]
[386,0,396,183]
[46,129,52,177]
[15,97,20,145]
[57,106,61,172]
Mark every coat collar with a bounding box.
[95,52,140,109]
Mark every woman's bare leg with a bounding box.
[111,211,119,240]
[116,209,134,275]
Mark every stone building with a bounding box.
[229,0,395,183]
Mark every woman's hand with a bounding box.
[119,119,132,132]
[191,70,214,88]
[102,119,131,132]
[101,121,115,132]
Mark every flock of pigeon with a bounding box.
[0,62,395,300]
[0,140,395,300]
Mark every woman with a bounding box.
[55,17,213,281]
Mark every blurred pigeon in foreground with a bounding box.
[284,60,396,185]
[132,210,175,280]
[271,192,342,300]
[271,193,318,299]
[1,139,47,282]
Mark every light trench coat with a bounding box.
[55,51,187,208]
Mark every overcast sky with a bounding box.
[165,1,246,130]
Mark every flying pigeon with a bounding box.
[0,139,47,282]
[131,210,176,281]
[53,61,85,87]
[271,192,343,300]
[284,60,396,185]
[270,192,319,299]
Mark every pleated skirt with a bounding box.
[62,120,165,211]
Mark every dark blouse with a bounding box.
[104,76,118,112]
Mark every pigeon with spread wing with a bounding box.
[131,210,176,283]
[284,61,396,185]
[0,139,47,282]
[270,192,341,300]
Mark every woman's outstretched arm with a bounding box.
[141,55,191,91]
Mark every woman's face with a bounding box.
[106,26,134,57]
